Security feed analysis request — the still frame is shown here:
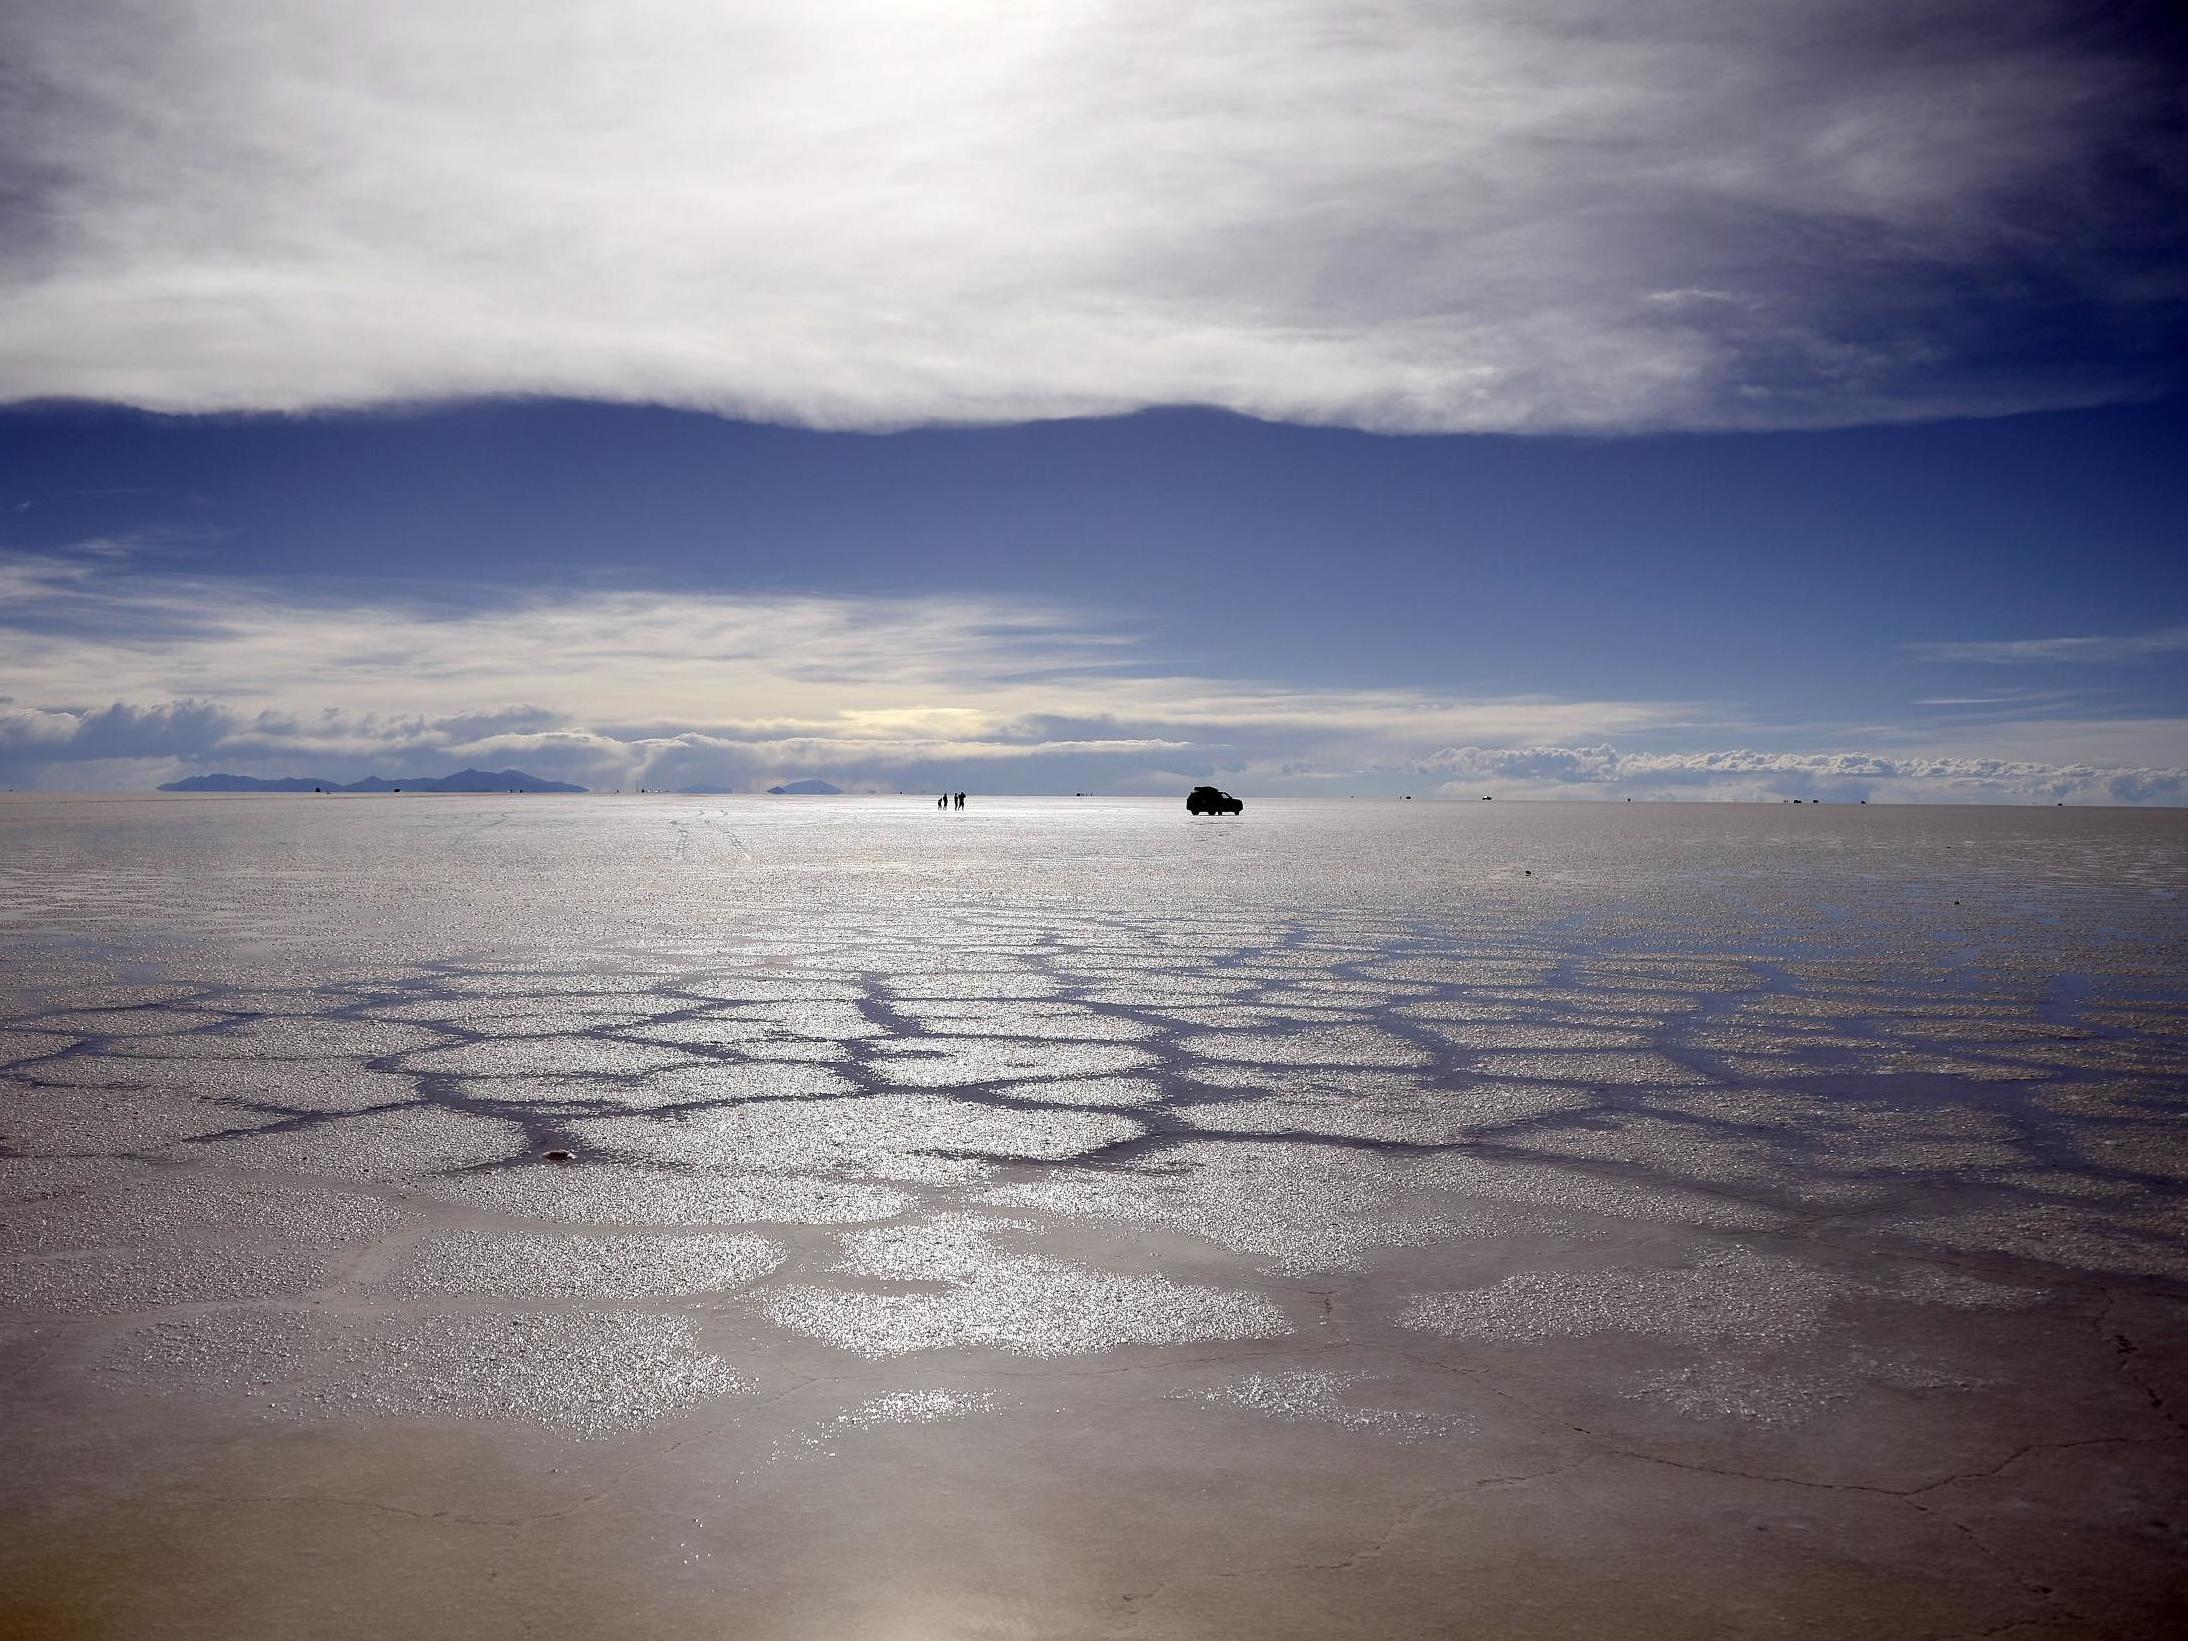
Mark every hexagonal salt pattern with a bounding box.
[3,796,2185,1641]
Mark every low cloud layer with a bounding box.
[2,551,2180,803]
[1422,744,2188,805]
[4,2,2181,432]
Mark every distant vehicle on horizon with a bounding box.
[1186,786,1244,816]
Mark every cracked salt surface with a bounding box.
[418,1163,910,1225]
[867,1038,1160,1086]
[756,1215,1288,1358]
[102,1308,748,1435]
[780,1388,1012,1459]
[1402,1245,1864,1345]
[1191,1370,1470,1442]
[578,1094,1140,1182]
[373,1230,784,1299]
[3,796,2185,1637]
[1176,1066,1595,1141]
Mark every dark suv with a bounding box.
[1186,786,1244,815]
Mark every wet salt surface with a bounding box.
[2,795,2185,1638]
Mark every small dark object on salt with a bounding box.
[544,1149,575,1163]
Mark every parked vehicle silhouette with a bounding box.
[1186,786,1244,815]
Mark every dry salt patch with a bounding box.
[888,1002,1161,1042]
[1075,979,1261,1007]
[575,1094,1139,1184]
[1414,1023,1657,1052]
[13,985,210,1012]
[1468,1052,1714,1086]
[0,1156,135,1207]
[1641,1091,2022,1160]
[1882,1201,2188,1281]
[172,1105,529,1181]
[2083,1008,2188,1036]
[677,977,870,1005]
[42,1059,426,1114]
[20,1009,232,1038]
[1175,1067,1593,1143]
[192,991,373,1017]
[621,1002,885,1048]
[107,1017,449,1061]
[0,1030,79,1064]
[1844,1051,2033,1081]
[1402,1246,1862,1347]
[1390,1002,1533,1024]
[2,1088,296,1155]
[1177,1026,1430,1069]
[1888,1017,2091,1044]
[366,997,661,1031]
[868,1039,1159,1087]
[986,1075,1168,1108]
[1416,1153,1784,1230]
[102,1309,748,1436]
[468,1065,855,1114]
[1142,1005,1362,1030]
[397,1038,701,1078]
[3,1176,412,1316]
[2032,1082,2183,1121]
[372,1230,782,1300]
[2073,1126,2188,1181]
[421,974,675,999]
[419,1163,909,1226]
[1816,1135,2033,1174]
[1187,1370,1468,1443]
[780,1388,1010,1459]
[630,1032,852,1066]
[2001,1041,2186,1076]
[1508,1118,1782,1186]
[1405,1243,2042,1355]
[755,1215,1287,1359]
[641,1061,860,1103]
[1256,980,1437,1004]
[1353,960,1559,985]
[881,972,1065,1002]
[986,1143,1477,1274]
[1988,1168,2146,1200]
[1623,1361,1852,1427]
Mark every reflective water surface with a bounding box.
[2,794,2184,1638]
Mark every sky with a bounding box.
[2,0,2185,802]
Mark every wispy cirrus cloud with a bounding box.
[2,2,2180,433]
[1904,627,2188,666]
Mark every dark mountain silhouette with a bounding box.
[766,779,844,795]
[159,768,587,794]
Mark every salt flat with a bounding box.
[2,793,2184,1639]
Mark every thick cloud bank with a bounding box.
[3,2,2181,431]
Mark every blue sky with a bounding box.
[2,1,2184,800]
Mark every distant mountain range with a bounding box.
[158,768,588,794]
[766,779,843,795]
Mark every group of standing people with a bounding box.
[937,791,967,809]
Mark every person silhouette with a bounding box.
[954,791,965,809]
[937,794,947,809]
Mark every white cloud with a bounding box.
[0,557,2180,801]
[1421,743,2188,805]
[0,551,1700,788]
[2,1,2179,432]
[1904,627,2188,666]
